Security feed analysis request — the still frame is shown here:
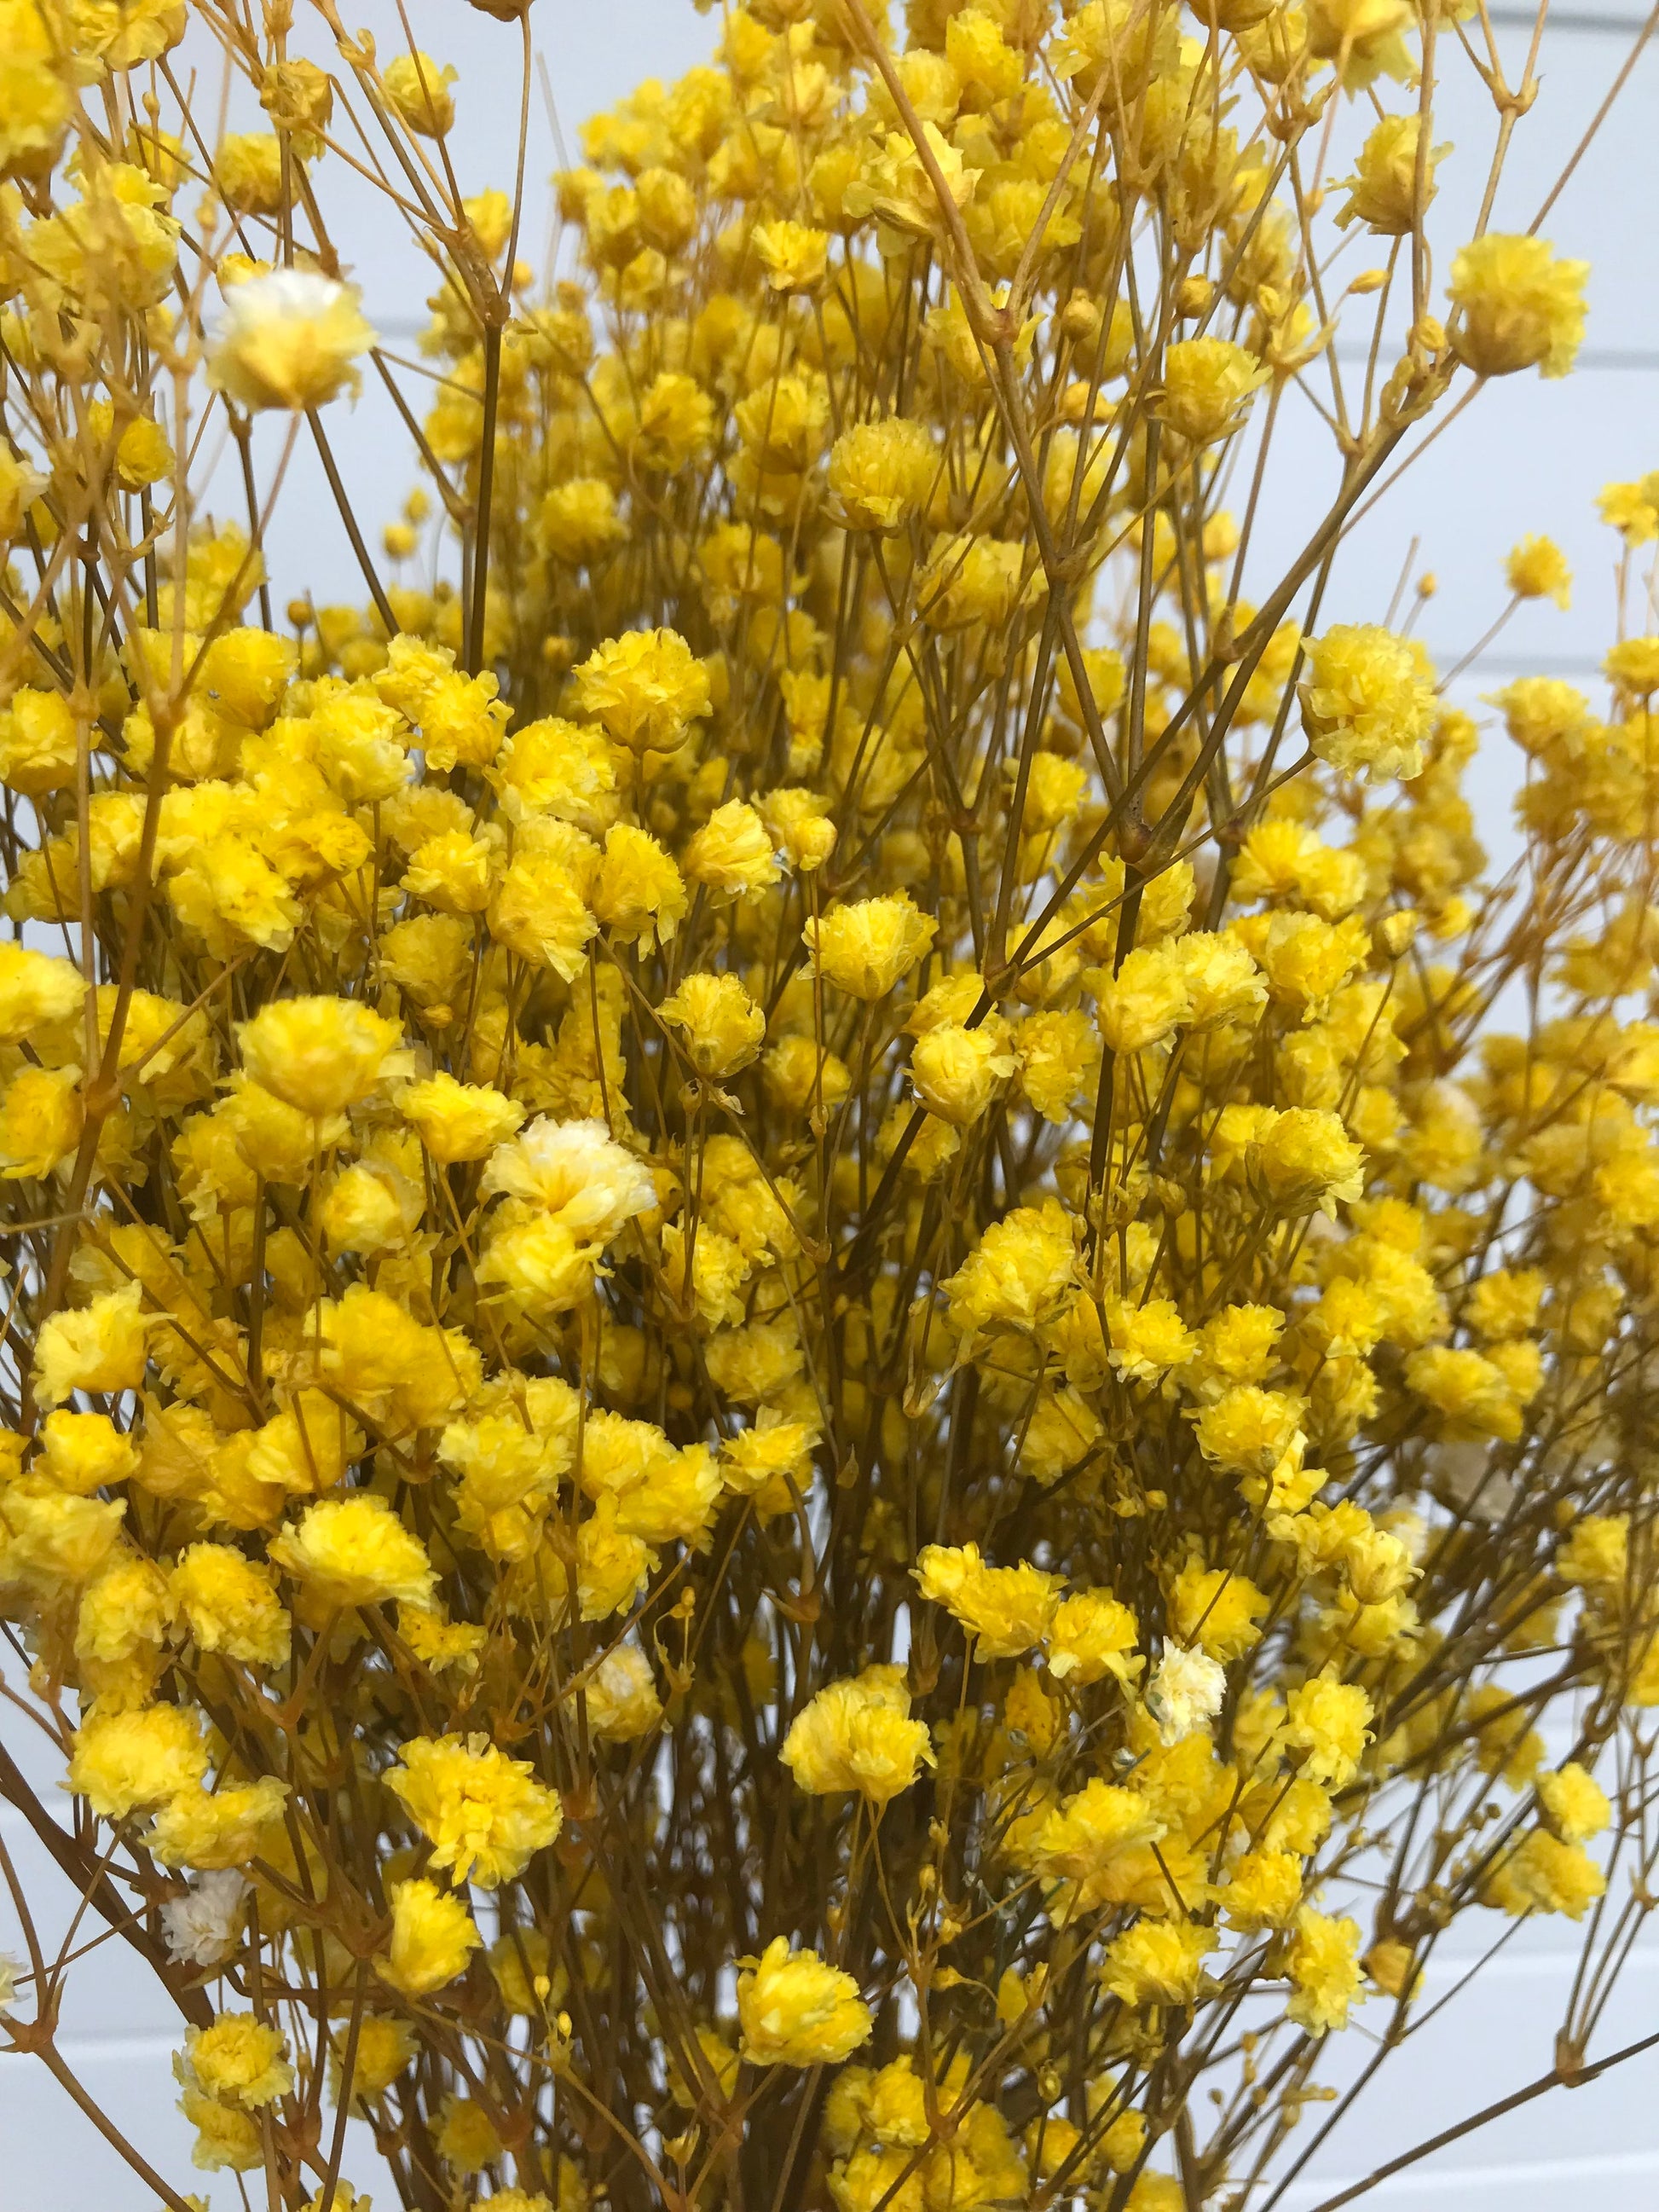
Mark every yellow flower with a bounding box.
[766,1035,852,1119]
[258,55,333,139]
[1157,339,1268,445]
[576,1494,655,1619]
[208,270,376,411]
[0,18,69,177]
[1557,1514,1628,1590]
[246,1390,363,1496]
[0,1063,83,1178]
[488,818,598,980]
[238,995,402,1119]
[1604,636,1659,698]
[1106,1297,1197,1384]
[385,1732,564,1887]
[1506,534,1571,610]
[0,686,78,794]
[332,2012,417,2105]
[182,2013,293,2110]
[1222,1848,1305,1931]
[1449,234,1588,379]
[383,50,456,136]
[1099,1920,1216,2008]
[436,2093,502,2173]
[377,1876,482,1996]
[1483,1829,1606,1920]
[1180,932,1269,1028]
[148,1778,288,1869]
[1169,1563,1269,1661]
[0,941,85,1041]
[1015,1009,1100,1122]
[1191,1384,1306,1477]
[68,1703,207,1818]
[578,1646,664,1740]
[943,1201,1078,1336]
[1286,1906,1362,2032]
[760,787,838,872]
[916,534,1026,629]
[1300,625,1436,783]
[915,1542,1063,1659]
[627,370,716,474]
[537,478,625,566]
[910,1018,1015,1126]
[1248,1108,1367,1219]
[269,1494,437,1612]
[178,2083,263,2172]
[805,893,937,999]
[1304,0,1412,80]
[315,1170,404,1259]
[1536,1763,1610,1843]
[573,628,710,752]
[781,1666,934,1804]
[683,799,781,900]
[1035,1780,1166,1913]
[592,823,687,946]
[844,122,978,246]
[1404,1345,1524,1443]
[400,1073,525,1165]
[1096,942,1191,1054]
[1280,1674,1373,1786]
[171,1543,291,1666]
[827,417,936,532]
[216,130,283,215]
[1598,479,1659,547]
[1052,0,1180,93]
[74,1549,169,1661]
[753,217,830,293]
[482,1115,655,1242]
[737,1937,872,2065]
[1045,1590,1142,1686]
[1337,115,1442,235]
[34,1283,151,1407]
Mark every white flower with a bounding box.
[0,1952,19,2010]
[481,1115,656,1244]
[1425,1439,1515,1527]
[207,269,375,413]
[160,1869,248,1966]
[1148,1642,1227,1746]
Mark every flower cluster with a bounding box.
[0,3,1645,2211]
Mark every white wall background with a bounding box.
[3,0,1658,2203]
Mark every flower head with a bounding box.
[915,1543,1063,1659]
[1147,1643,1227,1745]
[573,628,709,752]
[481,1115,656,1241]
[269,1495,437,1611]
[737,1937,872,2066]
[1300,625,1436,783]
[804,894,937,1000]
[385,1732,564,1887]
[1157,339,1269,444]
[781,1667,934,1804]
[239,995,402,1118]
[208,270,375,411]
[182,2012,293,2110]
[1449,235,1587,379]
[377,1877,481,1996]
